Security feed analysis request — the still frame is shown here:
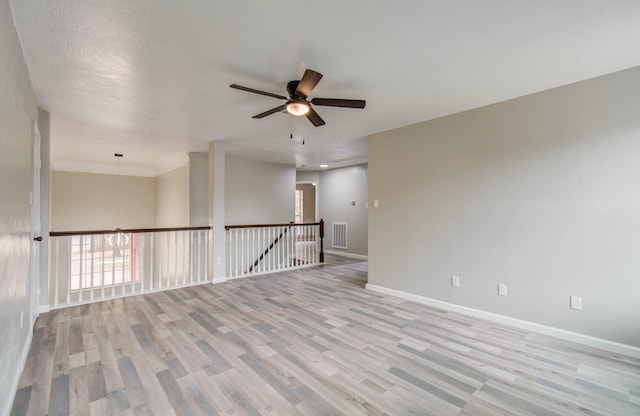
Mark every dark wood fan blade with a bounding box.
[295,69,323,98]
[305,106,326,127]
[230,84,287,100]
[252,105,286,119]
[311,98,366,108]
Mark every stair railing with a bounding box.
[225,219,324,278]
[48,225,211,309]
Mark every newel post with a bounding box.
[319,218,325,263]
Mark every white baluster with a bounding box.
[234,229,238,277]
[285,226,290,270]
[250,228,254,274]
[89,235,95,301]
[189,231,194,284]
[158,232,163,290]
[121,236,126,295]
[313,225,318,263]
[196,230,201,282]
[149,233,155,290]
[180,231,185,286]
[239,228,242,276]
[204,229,208,282]
[78,235,83,303]
[268,227,271,272]
[54,237,59,307]
[111,234,116,298]
[66,236,72,305]
[274,227,278,270]
[174,231,179,288]
[140,233,145,293]
[100,234,105,299]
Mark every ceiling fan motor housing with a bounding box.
[287,80,302,98]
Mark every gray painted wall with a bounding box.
[189,152,209,226]
[225,157,295,225]
[0,2,38,413]
[155,164,189,227]
[369,66,640,347]
[296,171,319,183]
[51,171,156,231]
[319,165,368,256]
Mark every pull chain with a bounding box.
[289,115,306,145]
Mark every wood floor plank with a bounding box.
[10,255,640,416]
[48,374,69,416]
[128,347,173,415]
[156,369,196,416]
[9,387,31,416]
[117,356,147,409]
[176,374,219,416]
[68,366,89,416]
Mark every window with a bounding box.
[69,234,140,290]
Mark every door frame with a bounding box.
[30,121,41,327]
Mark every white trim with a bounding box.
[53,161,156,177]
[39,304,50,314]
[4,326,34,416]
[224,262,321,281]
[211,277,227,284]
[53,156,189,178]
[365,283,640,359]
[48,280,212,311]
[325,250,368,260]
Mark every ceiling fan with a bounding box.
[230,69,366,127]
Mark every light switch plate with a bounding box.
[498,283,508,296]
[570,295,582,310]
[451,276,460,287]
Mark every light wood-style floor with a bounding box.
[11,255,640,415]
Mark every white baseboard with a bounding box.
[39,304,50,314]
[211,277,227,284]
[3,325,34,416]
[324,250,368,261]
[365,283,640,359]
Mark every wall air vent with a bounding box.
[332,222,348,249]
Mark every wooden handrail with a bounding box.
[225,222,320,230]
[50,225,211,237]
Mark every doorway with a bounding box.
[295,183,316,223]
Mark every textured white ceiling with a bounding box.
[9,0,640,174]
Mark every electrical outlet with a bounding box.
[570,296,582,310]
[498,284,508,296]
[216,257,222,265]
[451,276,460,287]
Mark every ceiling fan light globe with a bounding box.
[286,100,310,116]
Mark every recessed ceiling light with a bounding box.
[319,164,328,168]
